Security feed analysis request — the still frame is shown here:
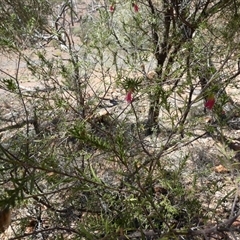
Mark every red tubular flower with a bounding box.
[205,96,215,110]
[125,90,133,104]
[110,5,115,13]
[132,3,139,12]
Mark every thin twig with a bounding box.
[8,226,80,240]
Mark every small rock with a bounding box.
[214,164,229,173]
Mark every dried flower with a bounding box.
[132,3,139,12]
[205,96,215,110]
[125,90,133,104]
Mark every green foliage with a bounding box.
[0,0,240,239]
[0,0,51,49]
[1,78,17,92]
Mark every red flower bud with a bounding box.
[205,96,215,110]
[125,90,133,104]
[110,5,115,13]
[132,3,139,12]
